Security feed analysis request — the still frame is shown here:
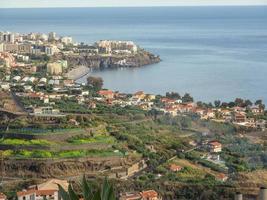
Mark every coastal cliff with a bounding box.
[55,50,160,71]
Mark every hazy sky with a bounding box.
[1,0,267,8]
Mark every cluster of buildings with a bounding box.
[120,190,161,200]
[0,32,139,57]
[157,97,266,131]
[0,31,74,56]
[96,90,266,131]
[15,179,68,200]
[0,32,68,56]
[96,40,138,55]
[1,178,162,200]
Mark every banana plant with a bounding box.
[58,176,117,200]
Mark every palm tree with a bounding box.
[58,176,117,200]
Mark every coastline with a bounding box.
[65,65,92,81]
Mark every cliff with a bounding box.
[55,50,160,71]
[2,157,127,178]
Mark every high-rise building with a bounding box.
[0,32,4,42]
[48,32,57,41]
[47,60,67,75]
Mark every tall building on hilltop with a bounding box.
[47,60,68,75]
[48,32,57,41]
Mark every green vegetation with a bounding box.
[67,135,115,145]
[0,138,54,146]
[2,149,123,159]
[59,176,116,200]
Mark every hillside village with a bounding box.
[0,31,267,200]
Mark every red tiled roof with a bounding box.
[169,164,183,172]
[36,190,56,196]
[161,98,176,103]
[209,141,222,147]
[217,173,228,180]
[98,90,114,96]
[17,189,36,197]
[140,190,158,199]
[17,189,56,197]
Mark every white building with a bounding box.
[48,32,56,41]
[17,179,68,200]
[61,36,73,45]
[45,45,59,56]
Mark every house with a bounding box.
[0,83,10,91]
[208,141,222,153]
[17,189,58,200]
[140,190,161,200]
[169,164,183,172]
[31,107,60,116]
[233,106,246,112]
[165,107,178,116]
[23,85,33,92]
[144,94,156,101]
[160,98,176,105]
[195,108,206,116]
[98,90,114,99]
[133,91,146,100]
[216,173,228,182]
[120,192,141,200]
[39,77,47,84]
[206,110,215,119]
[12,75,21,82]
[234,112,247,123]
[251,106,264,114]
[22,76,30,82]
[17,179,68,200]
[0,193,7,200]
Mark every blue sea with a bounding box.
[0,6,267,103]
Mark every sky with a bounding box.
[1,0,267,8]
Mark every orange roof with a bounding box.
[17,189,56,197]
[98,90,114,96]
[140,190,158,199]
[169,164,183,172]
[209,141,222,147]
[17,189,36,197]
[217,173,228,180]
[161,98,176,103]
[36,190,56,196]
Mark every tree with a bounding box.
[58,176,116,200]
[221,102,228,108]
[244,99,252,107]
[166,92,181,99]
[255,100,262,106]
[235,98,244,107]
[87,76,103,91]
[228,102,236,108]
[214,100,221,108]
[182,93,194,103]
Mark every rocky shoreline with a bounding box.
[60,50,161,80]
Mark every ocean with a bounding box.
[0,6,267,103]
